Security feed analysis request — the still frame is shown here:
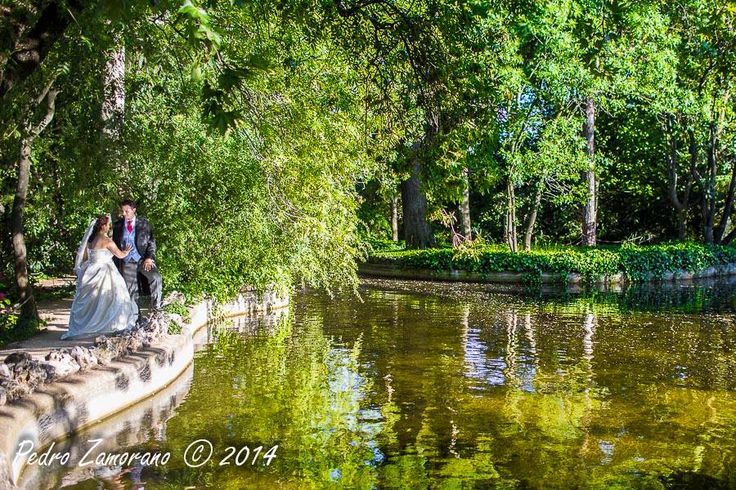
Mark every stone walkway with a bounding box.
[1,296,93,361]
[2,277,92,361]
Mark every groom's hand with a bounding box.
[143,258,154,272]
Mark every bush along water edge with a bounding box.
[368,242,736,285]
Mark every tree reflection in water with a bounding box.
[44,281,736,489]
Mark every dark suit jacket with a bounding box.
[112,216,157,272]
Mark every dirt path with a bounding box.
[1,277,91,360]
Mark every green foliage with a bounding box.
[0,283,44,346]
[167,320,183,335]
[1,0,376,302]
[618,242,736,281]
[451,236,489,265]
[0,289,19,344]
[163,301,190,334]
[370,242,736,283]
[363,236,405,254]
[163,301,189,319]
[3,0,736,315]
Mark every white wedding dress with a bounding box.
[62,248,138,340]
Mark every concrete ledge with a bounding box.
[359,262,736,286]
[0,289,289,488]
[17,363,194,489]
[0,334,191,487]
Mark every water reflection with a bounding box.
[42,281,736,488]
[18,364,194,489]
[193,307,288,348]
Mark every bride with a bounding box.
[62,215,138,340]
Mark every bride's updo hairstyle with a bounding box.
[89,215,110,242]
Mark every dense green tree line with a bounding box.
[357,0,736,252]
[1,0,736,332]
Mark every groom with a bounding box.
[112,199,162,312]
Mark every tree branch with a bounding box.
[0,0,84,99]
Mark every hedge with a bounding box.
[368,242,736,283]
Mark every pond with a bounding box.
[20,278,736,489]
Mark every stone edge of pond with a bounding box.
[358,262,736,286]
[0,289,289,489]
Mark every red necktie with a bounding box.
[127,221,133,233]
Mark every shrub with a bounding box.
[369,242,736,283]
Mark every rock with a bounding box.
[0,307,143,405]
[90,344,114,365]
[71,346,97,371]
[94,335,136,360]
[40,363,58,382]
[0,307,185,405]
[4,351,31,365]
[87,350,98,366]
[162,291,186,306]
[127,333,143,353]
[11,360,48,392]
[0,377,31,400]
[44,350,80,378]
[45,351,60,362]
[93,335,129,363]
[140,312,169,339]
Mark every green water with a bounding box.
[41,280,736,488]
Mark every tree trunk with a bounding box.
[12,85,59,327]
[703,123,717,244]
[688,130,708,243]
[12,137,38,325]
[401,158,434,249]
[715,161,736,244]
[714,101,734,244]
[666,115,691,240]
[0,0,84,99]
[581,98,597,246]
[101,38,126,193]
[505,176,517,253]
[400,114,437,249]
[523,181,543,251]
[459,167,471,239]
[721,226,736,245]
[390,194,399,242]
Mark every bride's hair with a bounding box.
[89,215,110,242]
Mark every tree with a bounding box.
[0,0,84,99]
[668,1,736,244]
[329,0,490,249]
[100,31,126,189]
[11,77,59,327]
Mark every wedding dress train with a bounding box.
[62,248,138,340]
